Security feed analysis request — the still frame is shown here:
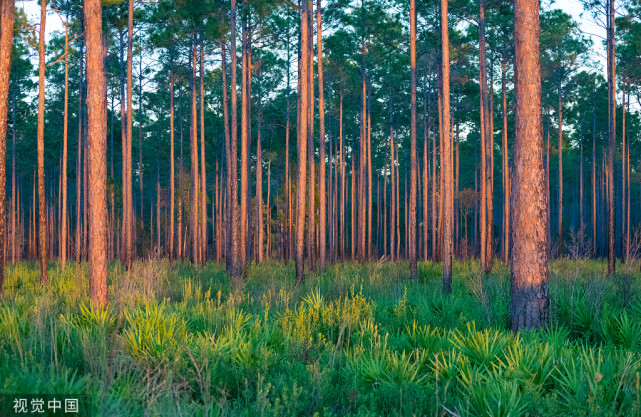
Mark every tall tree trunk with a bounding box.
[285,29,291,265]
[11,81,16,264]
[511,0,549,332]
[340,81,345,259]
[200,43,207,264]
[0,0,15,292]
[440,0,453,291]
[409,0,418,279]
[125,0,134,270]
[389,110,395,261]
[317,0,326,269]
[367,91,372,259]
[606,0,615,275]
[620,87,625,259]
[592,99,597,251]
[60,14,69,270]
[169,61,175,259]
[502,61,510,263]
[296,0,309,285]
[85,0,108,307]
[138,50,144,255]
[479,0,492,274]
[240,0,249,268]
[178,77,184,260]
[255,76,263,263]
[190,38,200,265]
[557,80,563,255]
[37,0,48,284]
[307,3,316,271]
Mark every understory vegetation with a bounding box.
[1,259,641,416]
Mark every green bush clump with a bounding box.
[1,259,641,416]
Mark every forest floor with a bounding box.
[1,258,641,416]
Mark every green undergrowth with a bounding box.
[1,258,641,416]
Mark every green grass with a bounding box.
[1,258,641,416]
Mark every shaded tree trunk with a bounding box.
[0,0,16,292]
[606,0,615,274]
[200,43,207,264]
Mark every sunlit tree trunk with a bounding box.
[409,0,418,279]
[37,0,48,284]
[440,0,452,291]
[85,0,108,307]
[317,0,326,269]
[479,0,492,274]
[307,2,316,271]
[240,0,250,268]
[125,0,134,270]
[511,0,549,331]
[295,0,309,285]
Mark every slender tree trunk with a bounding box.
[557,80,564,255]
[239,0,249,269]
[592,99,597,250]
[169,60,175,259]
[620,87,625,258]
[267,159,271,260]
[285,30,291,265]
[390,115,396,261]
[125,0,134,270]
[511,0,549,332]
[178,79,185,260]
[190,38,200,265]
[307,4,316,271]
[440,0,452,291]
[317,0,326,269]
[501,62,510,263]
[606,0,615,275]
[138,50,144,255]
[409,0,418,279]
[340,82,345,260]
[0,0,16,292]
[85,0,108,307]
[479,0,493,274]
[200,43,207,264]
[59,14,69,269]
[37,0,48,284]
[367,91,372,259]
[11,81,16,264]
[295,0,309,285]
[352,155,356,260]
[256,77,263,264]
